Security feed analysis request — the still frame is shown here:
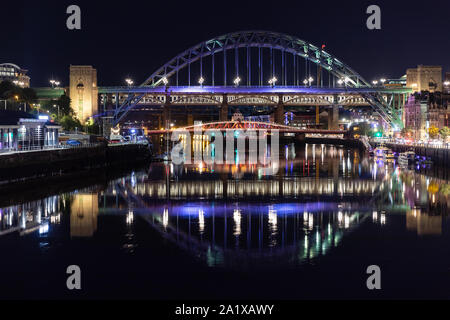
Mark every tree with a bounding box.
[401,127,413,138]
[428,126,440,139]
[0,81,37,111]
[40,94,72,120]
[440,127,450,141]
[60,115,82,132]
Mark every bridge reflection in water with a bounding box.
[0,145,448,268]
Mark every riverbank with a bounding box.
[0,144,150,186]
[373,142,450,166]
[300,136,366,150]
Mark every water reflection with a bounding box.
[70,193,98,238]
[0,145,449,269]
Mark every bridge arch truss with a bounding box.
[113,30,405,128]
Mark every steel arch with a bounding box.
[142,30,369,88]
[114,31,402,128]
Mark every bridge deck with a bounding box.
[99,85,412,95]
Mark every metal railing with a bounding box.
[370,138,450,150]
[0,143,103,155]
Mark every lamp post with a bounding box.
[125,78,134,87]
[233,76,241,87]
[198,76,205,87]
[268,77,277,87]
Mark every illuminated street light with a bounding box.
[444,81,450,86]
[268,77,277,86]
[380,78,386,85]
[372,80,378,86]
[303,79,308,85]
[233,76,241,86]
[162,77,169,85]
[198,76,205,86]
[125,78,134,86]
[54,81,60,87]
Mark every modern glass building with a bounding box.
[0,111,61,151]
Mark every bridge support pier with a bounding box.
[220,98,228,121]
[187,114,194,126]
[163,104,171,128]
[275,100,285,125]
[328,105,339,130]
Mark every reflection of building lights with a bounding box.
[268,208,277,232]
[380,214,386,225]
[198,209,205,234]
[50,214,61,224]
[372,211,378,222]
[344,214,350,229]
[162,209,168,228]
[233,209,241,236]
[308,213,314,229]
[126,210,134,225]
[39,223,49,235]
[338,211,343,224]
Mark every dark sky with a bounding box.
[2,0,450,87]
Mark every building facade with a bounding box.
[404,92,450,140]
[0,111,61,151]
[0,63,30,87]
[69,65,98,122]
[427,92,450,128]
[404,93,428,140]
[406,65,442,93]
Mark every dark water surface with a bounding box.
[1,144,449,299]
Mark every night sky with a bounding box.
[2,0,450,87]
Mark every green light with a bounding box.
[374,132,382,138]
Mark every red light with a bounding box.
[321,44,326,50]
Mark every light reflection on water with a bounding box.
[0,144,449,269]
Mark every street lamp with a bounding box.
[233,76,241,86]
[125,78,134,87]
[303,79,308,86]
[162,77,169,86]
[308,77,314,86]
[50,79,56,88]
[380,78,386,85]
[54,81,60,88]
[372,80,378,86]
[198,76,205,86]
[268,77,277,87]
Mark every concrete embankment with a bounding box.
[0,144,150,183]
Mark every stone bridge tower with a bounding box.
[69,65,98,122]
